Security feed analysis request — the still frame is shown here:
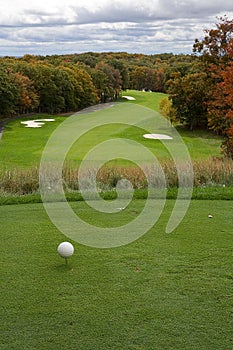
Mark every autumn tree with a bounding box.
[193,16,233,64]
[13,73,39,114]
[0,67,19,117]
[167,70,210,130]
[130,66,148,91]
[194,17,233,157]
[11,61,97,114]
[106,58,129,90]
[93,62,122,102]
[207,42,233,157]
[130,66,165,92]
[159,96,178,125]
[70,66,98,109]
[91,69,109,102]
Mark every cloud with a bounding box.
[0,0,233,56]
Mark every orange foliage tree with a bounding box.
[208,40,233,157]
[194,16,233,157]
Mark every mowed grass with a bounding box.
[0,91,223,169]
[1,200,232,349]
[121,90,167,110]
[120,90,223,160]
[0,115,66,168]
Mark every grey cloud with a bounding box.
[0,0,233,56]
[2,0,233,28]
[70,0,233,24]
[158,0,233,18]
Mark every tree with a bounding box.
[11,61,97,114]
[207,46,233,157]
[154,68,165,92]
[93,62,122,102]
[106,58,129,90]
[159,96,178,125]
[91,69,109,103]
[193,17,233,157]
[71,66,98,109]
[193,16,233,64]
[0,68,19,117]
[130,66,148,91]
[222,125,233,157]
[13,73,39,114]
[167,71,210,130]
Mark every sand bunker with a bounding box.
[21,119,55,128]
[122,96,136,101]
[143,134,173,140]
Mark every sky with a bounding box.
[0,0,233,57]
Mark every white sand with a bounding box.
[143,133,173,140]
[122,96,136,100]
[21,119,55,128]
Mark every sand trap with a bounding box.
[21,119,55,128]
[143,133,173,140]
[122,96,136,101]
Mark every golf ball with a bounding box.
[57,242,74,258]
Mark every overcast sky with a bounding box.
[1,0,233,56]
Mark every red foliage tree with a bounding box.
[194,17,233,157]
[208,40,233,157]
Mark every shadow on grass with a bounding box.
[54,263,75,272]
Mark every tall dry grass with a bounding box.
[0,158,232,195]
[0,167,39,195]
[193,158,233,186]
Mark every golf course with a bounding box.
[1,91,232,349]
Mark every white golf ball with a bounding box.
[57,242,74,258]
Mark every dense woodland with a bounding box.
[0,17,233,157]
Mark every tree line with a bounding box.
[0,16,232,157]
[160,16,233,158]
[0,51,193,117]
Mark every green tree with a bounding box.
[0,68,19,117]
[91,69,109,103]
[167,71,210,130]
[106,58,129,90]
[93,62,122,102]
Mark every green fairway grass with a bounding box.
[121,90,167,110]
[1,200,232,349]
[121,90,224,160]
[0,115,66,168]
[0,91,223,169]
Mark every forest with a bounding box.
[0,17,233,157]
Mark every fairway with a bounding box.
[0,91,223,169]
[1,200,232,349]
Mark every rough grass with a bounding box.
[0,158,232,196]
[1,200,232,349]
